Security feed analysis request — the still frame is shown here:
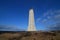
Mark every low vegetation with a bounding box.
[0,31,60,40]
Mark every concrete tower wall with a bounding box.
[27,9,36,31]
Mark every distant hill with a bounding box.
[0,25,26,31]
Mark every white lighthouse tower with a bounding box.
[27,8,36,31]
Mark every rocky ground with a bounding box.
[0,31,60,40]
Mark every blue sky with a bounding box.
[0,0,60,31]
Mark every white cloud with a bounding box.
[42,19,47,23]
[54,14,60,18]
[36,9,60,26]
[43,9,54,17]
[54,10,60,14]
[36,18,42,23]
[47,16,51,19]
